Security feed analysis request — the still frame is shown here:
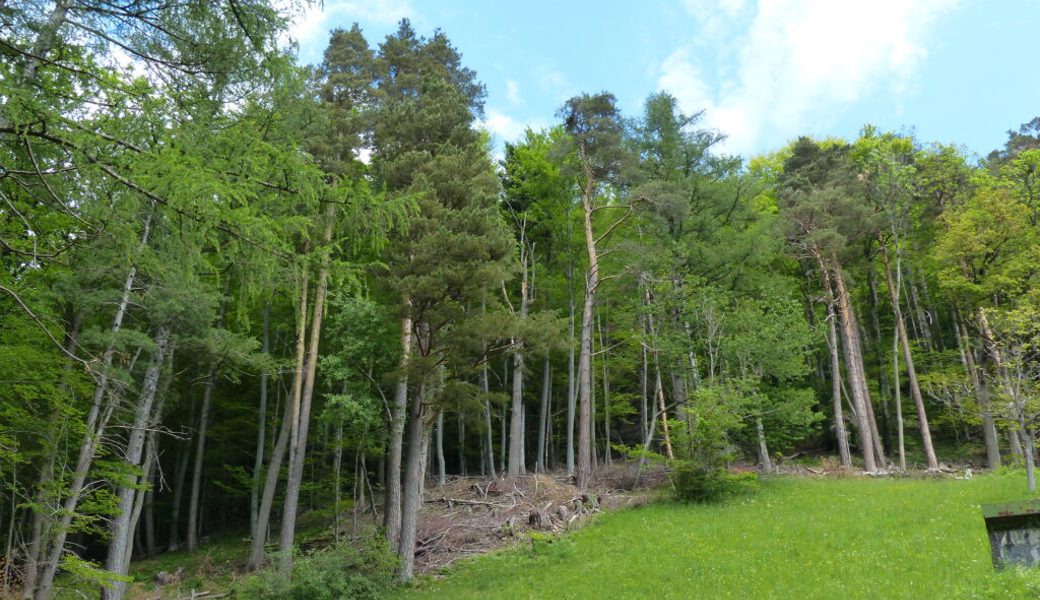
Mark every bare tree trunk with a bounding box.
[566,264,576,476]
[955,315,1000,468]
[481,360,496,479]
[756,416,772,474]
[167,434,191,552]
[599,315,612,466]
[536,356,550,473]
[436,412,446,485]
[279,221,334,570]
[398,379,428,581]
[186,289,230,552]
[507,244,531,479]
[102,326,170,600]
[333,416,344,542]
[246,387,292,570]
[250,304,271,540]
[880,244,938,470]
[34,210,152,600]
[576,171,599,492]
[185,367,217,552]
[823,257,876,472]
[825,295,852,467]
[385,300,412,547]
[894,331,906,471]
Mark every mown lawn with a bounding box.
[398,472,1040,599]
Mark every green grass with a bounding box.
[398,472,1040,599]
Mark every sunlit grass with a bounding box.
[399,472,1040,599]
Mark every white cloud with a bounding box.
[505,79,522,106]
[481,109,529,143]
[285,0,415,48]
[660,0,960,155]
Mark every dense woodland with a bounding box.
[3,2,1040,598]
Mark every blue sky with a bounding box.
[287,0,1040,160]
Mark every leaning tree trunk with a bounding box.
[279,221,334,571]
[823,257,876,472]
[246,265,310,571]
[880,244,938,470]
[250,304,271,540]
[566,264,577,476]
[824,294,852,468]
[34,210,152,600]
[102,326,170,600]
[955,315,1001,468]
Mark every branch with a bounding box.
[0,284,94,371]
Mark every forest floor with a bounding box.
[397,469,1040,599]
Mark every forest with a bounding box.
[3,2,1040,599]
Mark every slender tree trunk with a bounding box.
[436,412,446,485]
[894,331,906,471]
[186,290,229,552]
[880,244,938,470]
[333,416,344,542]
[34,210,152,600]
[246,387,292,570]
[955,315,1000,468]
[481,361,496,479]
[250,304,271,540]
[21,309,81,599]
[385,300,412,547]
[102,326,170,600]
[566,264,577,476]
[823,257,876,472]
[825,295,852,467]
[507,246,531,479]
[167,434,191,552]
[536,356,550,473]
[279,219,334,570]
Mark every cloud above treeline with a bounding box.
[661,0,961,155]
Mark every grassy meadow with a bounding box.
[398,472,1040,599]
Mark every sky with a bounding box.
[286,0,1040,160]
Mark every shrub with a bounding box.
[233,536,397,600]
[671,463,759,503]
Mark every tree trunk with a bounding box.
[566,264,577,476]
[825,295,852,467]
[599,315,612,466]
[385,300,412,547]
[824,257,876,472]
[956,316,1000,468]
[436,412,446,485]
[186,289,229,552]
[246,385,293,570]
[481,361,496,479]
[756,416,772,474]
[397,379,428,581]
[894,331,906,471]
[880,244,938,470]
[250,304,271,540]
[576,170,599,492]
[536,356,550,473]
[279,222,334,570]
[102,326,170,600]
[34,210,152,600]
[167,433,191,552]
[507,247,531,479]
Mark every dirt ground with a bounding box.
[413,464,668,573]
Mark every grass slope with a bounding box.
[399,472,1040,599]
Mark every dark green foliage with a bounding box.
[233,537,398,600]
[671,463,759,503]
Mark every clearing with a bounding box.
[398,472,1040,599]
